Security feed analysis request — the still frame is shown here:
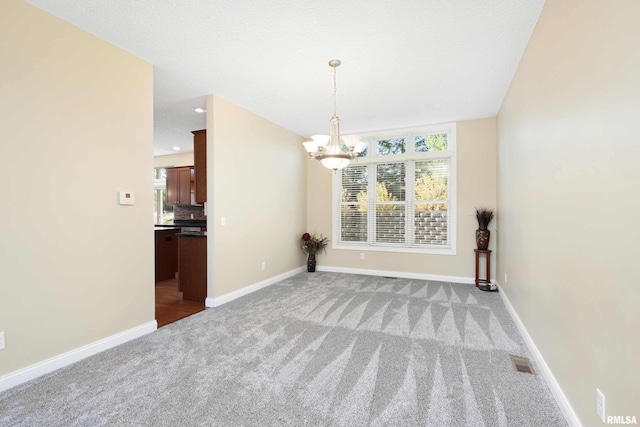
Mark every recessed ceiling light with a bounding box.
[172,146,181,151]
[192,107,206,113]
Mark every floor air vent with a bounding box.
[510,355,535,375]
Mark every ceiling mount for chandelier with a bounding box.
[302,59,365,170]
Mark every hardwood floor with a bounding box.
[155,278,205,327]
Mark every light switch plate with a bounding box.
[119,191,135,205]
[0,331,5,350]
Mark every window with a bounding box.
[334,123,456,254]
[153,168,174,224]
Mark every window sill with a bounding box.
[333,242,456,256]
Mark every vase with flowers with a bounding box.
[475,207,494,250]
[301,232,329,272]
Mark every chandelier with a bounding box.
[302,59,365,170]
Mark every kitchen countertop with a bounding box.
[173,220,207,227]
[155,226,180,232]
[176,231,207,237]
[155,220,206,228]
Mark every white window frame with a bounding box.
[332,122,457,255]
[154,168,172,225]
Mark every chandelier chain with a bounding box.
[333,65,337,118]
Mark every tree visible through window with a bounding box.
[376,138,406,156]
[415,134,447,152]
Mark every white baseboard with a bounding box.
[316,265,477,285]
[0,320,157,393]
[496,282,582,427]
[205,266,306,307]
[205,266,485,309]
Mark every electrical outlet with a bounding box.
[360,253,365,260]
[0,331,5,350]
[221,217,226,226]
[504,272,508,283]
[190,213,194,219]
[597,389,605,422]
[261,262,266,271]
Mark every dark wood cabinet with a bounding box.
[166,166,192,206]
[193,129,207,204]
[155,229,179,282]
[178,235,207,303]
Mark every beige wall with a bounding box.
[497,0,640,423]
[0,1,154,376]
[154,152,194,168]
[307,118,497,279]
[207,95,306,297]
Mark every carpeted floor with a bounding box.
[0,272,567,426]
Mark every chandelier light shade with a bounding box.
[302,59,364,170]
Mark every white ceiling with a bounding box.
[26,0,545,156]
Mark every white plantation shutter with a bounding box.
[340,165,368,242]
[413,159,450,246]
[375,162,406,244]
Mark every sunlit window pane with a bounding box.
[415,134,447,152]
[376,138,405,156]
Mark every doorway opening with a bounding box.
[155,277,205,327]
